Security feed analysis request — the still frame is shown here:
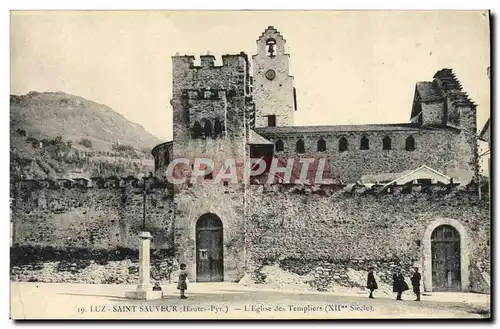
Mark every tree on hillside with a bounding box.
[79,138,93,148]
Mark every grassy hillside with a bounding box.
[10,91,162,180]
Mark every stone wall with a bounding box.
[422,102,445,126]
[174,183,246,282]
[152,141,173,178]
[10,246,177,284]
[171,54,250,145]
[245,184,490,292]
[12,177,174,251]
[257,126,477,185]
[11,177,489,291]
[10,177,176,284]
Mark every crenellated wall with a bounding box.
[11,176,174,251]
[10,177,490,292]
[244,183,490,292]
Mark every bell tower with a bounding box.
[252,26,296,127]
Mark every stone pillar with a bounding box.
[125,232,162,300]
[138,231,152,290]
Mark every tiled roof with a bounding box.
[434,69,463,91]
[381,165,451,190]
[416,81,443,102]
[414,69,475,107]
[359,171,411,184]
[448,91,476,107]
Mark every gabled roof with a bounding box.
[360,170,413,184]
[434,68,463,91]
[416,81,443,103]
[381,165,451,189]
[479,118,491,141]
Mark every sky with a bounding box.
[10,11,491,141]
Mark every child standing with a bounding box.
[177,263,188,299]
[366,267,378,299]
[152,282,163,298]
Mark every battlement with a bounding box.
[13,176,486,198]
[13,175,173,191]
[172,53,249,70]
[252,181,485,199]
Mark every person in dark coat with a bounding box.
[411,267,422,301]
[392,268,409,301]
[177,263,188,299]
[366,267,378,299]
[152,282,163,298]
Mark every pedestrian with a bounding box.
[177,263,188,299]
[366,267,378,299]
[392,268,409,301]
[411,267,422,301]
[152,282,163,298]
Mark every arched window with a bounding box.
[266,39,276,57]
[275,139,284,152]
[192,121,203,139]
[382,136,392,150]
[204,120,213,139]
[296,139,305,153]
[214,119,223,138]
[406,135,416,151]
[339,137,348,152]
[317,138,326,152]
[360,136,369,150]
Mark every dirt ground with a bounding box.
[10,282,491,320]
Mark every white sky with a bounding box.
[10,11,490,141]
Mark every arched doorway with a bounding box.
[196,213,223,282]
[431,225,461,291]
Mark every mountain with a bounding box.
[10,91,163,180]
[10,91,161,151]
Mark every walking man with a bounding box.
[411,267,422,301]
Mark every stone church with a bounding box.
[150,26,488,292]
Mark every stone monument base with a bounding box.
[125,289,163,301]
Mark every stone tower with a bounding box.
[252,26,296,128]
[169,53,250,282]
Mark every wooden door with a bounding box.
[431,225,461,291]
[196,214,223,282]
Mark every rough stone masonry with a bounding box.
[10,26,490,294]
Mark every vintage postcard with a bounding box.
[9,10,491,320]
